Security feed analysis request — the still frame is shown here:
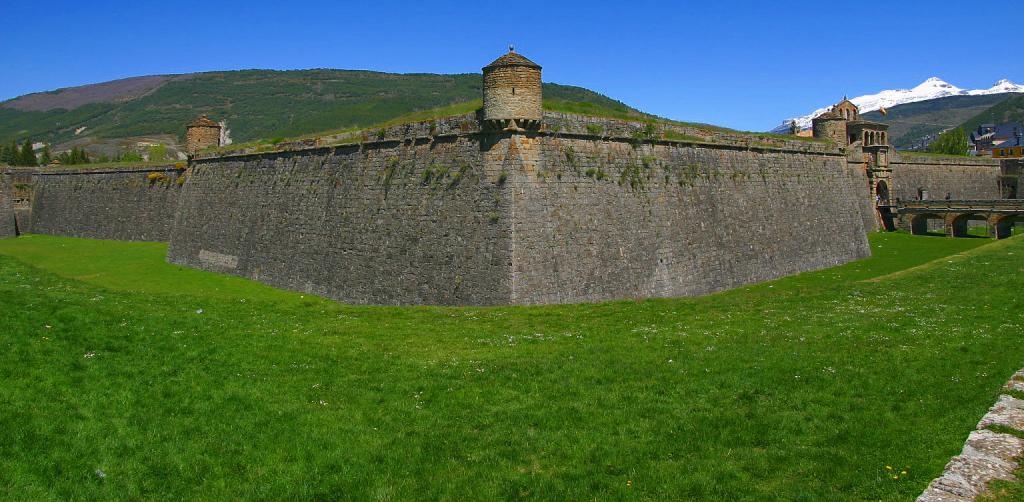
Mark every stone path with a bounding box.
[918,369,1024,501]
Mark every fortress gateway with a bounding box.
[2,51,1015,305]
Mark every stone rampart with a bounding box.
[843,161,878,232]
[0,171,16,238]
[168,113,870,305]
[505,123,869,304]
[30,165,185,241]
[168,134,512,306]
[891,154,1001,201]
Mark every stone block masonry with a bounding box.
[30,165,185,241]
[168,113,871,305]
[507,121,871,304]
[168,129,513,306]
[0,171,16,238]
[891,155,1001,201]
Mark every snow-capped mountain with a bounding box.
[773,78,1024,133]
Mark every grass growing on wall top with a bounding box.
[0,232,1020,500]
[897,150,975,159]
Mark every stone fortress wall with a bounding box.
[507,116,869,304]
[168,116,513,306]
[890,155,1002,201]
[0,50,1011,305]
[166,111,872,305]
[28,165,186,241]
[0,171,15,238]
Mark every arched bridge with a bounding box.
[896,199,1024,239]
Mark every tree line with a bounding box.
[0,140,45,166]
[1,139,169,166]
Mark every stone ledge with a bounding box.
[978,395,1024,431]
[918,384,1024,501]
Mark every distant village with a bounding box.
[970,122,1023,158]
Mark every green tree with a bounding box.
[147,143,167,162]
[927,127,969,156]
[118,150,143,162]
[39,145,52,165]
[4,140,18,165]
[19,139,36,166]
[0,144,9,165]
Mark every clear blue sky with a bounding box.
[1,0,1019,131]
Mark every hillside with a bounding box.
[858,93,1014,150]
[959,94,1024,133]
[0,70,642,148]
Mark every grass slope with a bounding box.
[0,70,640,146]
[0,233,1022,499]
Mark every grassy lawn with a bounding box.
[0,232,1021,500]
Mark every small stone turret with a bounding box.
[812,110,849,145]
[186,115,221,154]
[482,48,542,132]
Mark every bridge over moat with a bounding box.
[896,199,1024,239]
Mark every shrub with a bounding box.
[146,172,170,185]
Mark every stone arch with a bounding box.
[950,213,990,238]
[910,213,946,236]
[876,180,890,203]
[994,215,1024,239]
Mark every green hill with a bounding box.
[859,93,1014,150]
[959,94,1024,133]
[0,70,643,147]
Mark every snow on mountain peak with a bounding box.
[912,77,961,92]
[972,79,1024,95]
[775,77,1024,132]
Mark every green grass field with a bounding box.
[1,232,1022,500]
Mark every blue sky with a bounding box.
[0,0,1019,131]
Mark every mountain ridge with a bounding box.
[772,77,1024,133]
[0,69,643,149]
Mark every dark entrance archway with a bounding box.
[951,213,990,238]
[876,181,890,203]
[995,215,1024,239]
[910,213,946,236]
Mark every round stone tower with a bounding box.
[186,115,222,154]
[812,111,848,146]
[482,48,542,131]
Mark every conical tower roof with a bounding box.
[189,115,219,128]
[483,50,541,70]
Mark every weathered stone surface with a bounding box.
[892,155,1002,202]
[917,430,1024,501]
[0,171,16,238]
[966,428,1024,462]
[168,135,512,306]
[167,111,872,306]
[978,395,1024,431]
[30,165,184,241]
[507,128,870,304]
